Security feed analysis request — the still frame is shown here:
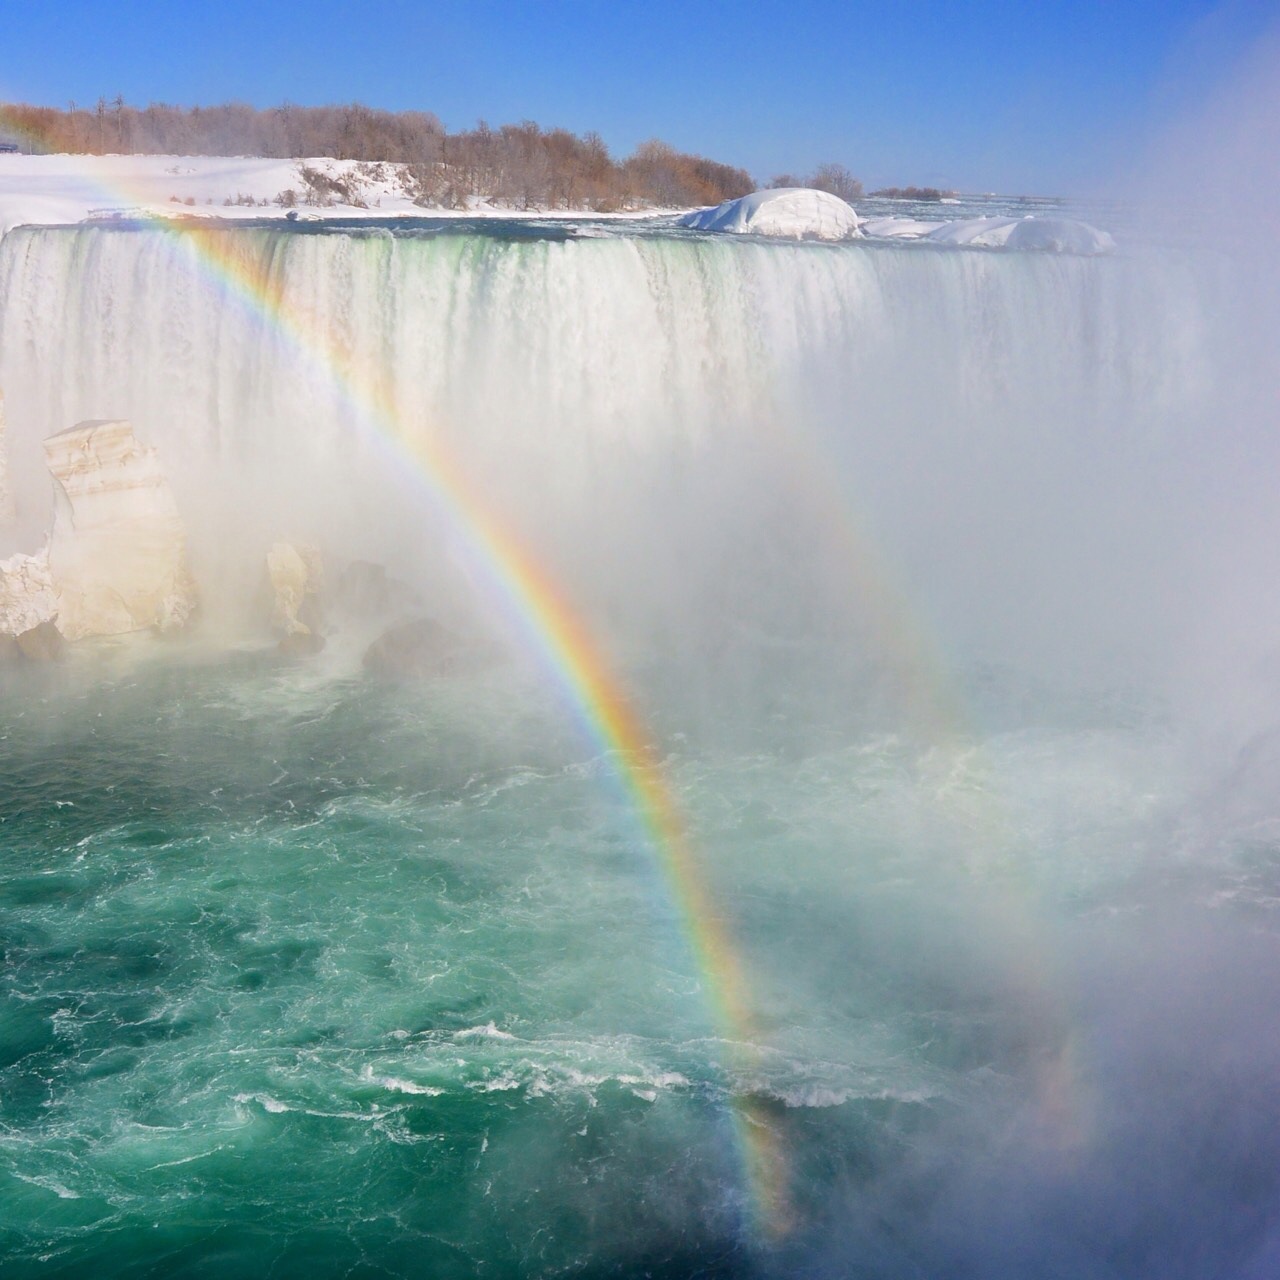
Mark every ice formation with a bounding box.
[860,213,1114,253]
[1002,217,1116,254]
[0,548,56,636]
[677,188,862,241]
[859,216,947,239]
[43,419,197,639]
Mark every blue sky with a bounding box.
[1,0,1274,193]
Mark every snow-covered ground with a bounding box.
[0,154,668,239]
[0,156,1116,254]
[676,188,1112,253]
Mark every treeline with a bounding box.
[868,186,957,201]
[767,163,863,202]
[0,100,755,210]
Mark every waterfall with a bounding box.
[0,224,1266,721]
[5,221,1280,1276]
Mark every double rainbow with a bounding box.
[0,126,791,1234]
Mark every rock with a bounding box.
[267,541,324,637]
[15,619,63,661]
[0,549,57,636]
[277,629,326,659]
[44,420,197,640]
[363,617,475,678]
[678,188,862,241]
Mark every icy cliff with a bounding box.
[0,548,56,636]
[43,419,197,639]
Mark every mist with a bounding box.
[3,32,1280,1275]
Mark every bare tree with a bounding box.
[0,97,756,210]
[807,162,863,202]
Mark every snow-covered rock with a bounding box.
[857,213,1115,254]
[0,548,56,636]
[44,420,197,639]
[1002,217,1115,255]
[859,216,946,239]
[678,188,862,241]
[924,216,1024,247]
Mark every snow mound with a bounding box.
[1002,217,1115,255]
[860,213,1115,254]
[924,216,1024,247]
[860,216,946,239]
[678,188,861,241]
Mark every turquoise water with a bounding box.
[5,645,1280,1277]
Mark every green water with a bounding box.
[3,647,1278,1278]
[0,646,1002,1276]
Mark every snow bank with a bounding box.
[0,156,1115,255]
[0,154,669,240]
[678,188,862,241]
[860,216,946,239]
[923,216,1024,247]
[0,154,314,237]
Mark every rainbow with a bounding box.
[0,123,792,1234]
[0,119,1091,1215]
[188,223,794,1230]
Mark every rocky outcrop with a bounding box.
[0,549,57,636]
[43,420,197,640]
[0,550,64,662]
[363,617,475,678]
[678,188,862,241]
[266,541,325,655]
[14,620,64,661]
[277,628,326,658]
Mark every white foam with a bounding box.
[453,1022,516,1041]
[358,1064,445,1096]
[233,1091,291,1114]
[10,1172,81,1199]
